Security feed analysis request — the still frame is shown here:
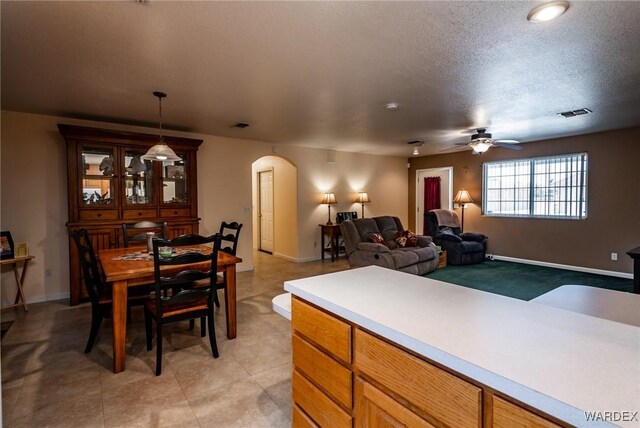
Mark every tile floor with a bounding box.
[1,251,349,427]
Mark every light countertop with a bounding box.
[284,266,640,428]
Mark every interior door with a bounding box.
[259,170,274,253]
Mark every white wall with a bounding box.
[1,110,408,304]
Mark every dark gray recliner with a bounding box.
[426,209,487,265]
[340,216,438,275]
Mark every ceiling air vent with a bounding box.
[232,122,250,128]
[558,108,592,118]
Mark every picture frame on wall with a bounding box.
[1,231,15,260]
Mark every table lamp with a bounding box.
[355,192,371,218]
[321,193,337,225]
[453,189,473,232]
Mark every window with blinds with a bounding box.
[483,153,588,219]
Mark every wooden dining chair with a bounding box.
[70,229,149,353]
[214,221,243,307]
[144,233,222,375]
[122,221,168,248]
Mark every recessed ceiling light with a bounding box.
[527,1,570,23]
[385,102,399,111]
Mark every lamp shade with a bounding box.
[355,192,370,204]
[141,144,181,162]
[321,193,337,205]
[453,189,474,205]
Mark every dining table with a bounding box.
[98,245,242,373]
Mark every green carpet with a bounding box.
[426,260,634,301]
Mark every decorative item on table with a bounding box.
[336,211,358,224]
[0,231,15,260]
[14,242,28,258]
[355,191,371,218]
[453,189,474,233]
[320,192,337,225]
[146,232,155,253]
[158,246,172,258]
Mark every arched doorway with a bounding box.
[251,156,298,260]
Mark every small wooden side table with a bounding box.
[319,224,343,262]
[1,255,34,311]
[627,246,640,294]
[436,250,447,269]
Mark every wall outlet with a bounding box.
[45,268,53,278]
[611,252,618,261]
[486,254,494,260]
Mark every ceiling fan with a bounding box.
[445,128,523,154]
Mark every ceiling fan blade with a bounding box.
[494,142,523,150]
[495,139,520,144]
[454,142,470,146]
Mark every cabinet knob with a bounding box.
[174,211,178,215]
[138,212,142,216]
[97,213,102,217]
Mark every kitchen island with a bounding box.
[282,266,639,427]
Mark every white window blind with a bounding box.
[483,153,587,219]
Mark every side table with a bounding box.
[627,246,640,294]
[1,255,34,311]
[319,224,343,262]
[436,250,447,269]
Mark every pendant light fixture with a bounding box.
[141,91,181,162]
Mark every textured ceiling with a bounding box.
[2,1,640,157]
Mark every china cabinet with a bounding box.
[60,124,202,305]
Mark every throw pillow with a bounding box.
[370,233,388,247]
[394,230,417,247]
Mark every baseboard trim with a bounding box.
[273,253,323,263]
[27,292,71,304]
[493,255,633,279]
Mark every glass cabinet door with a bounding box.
[162,155,188,204]
[81,146,116,207]
[123,149,154,205]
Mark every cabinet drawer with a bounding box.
[354,329,481,428]
[292,370,351,428]
[292,404,318,428]
[122,209,156,220]
[293,334,352,408]
[292,298,351,364]
[493,396,562,428]
[79,209,118,221]
[160,208,191,218]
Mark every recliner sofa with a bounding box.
[340,216,438,275]
[426,209,487,265]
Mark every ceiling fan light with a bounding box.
[527,1,570,23]
[470,141,491,153]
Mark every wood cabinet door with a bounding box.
[355,377,436,428]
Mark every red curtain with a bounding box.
[424,177,441,235]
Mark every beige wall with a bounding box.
[408,127,640,274]
[1,110,408,304]
[252,156,298,259]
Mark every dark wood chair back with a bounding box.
[69,229,104,305]
[150,234,221,319]
[218,221,243,256]
[122,221,168,247]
